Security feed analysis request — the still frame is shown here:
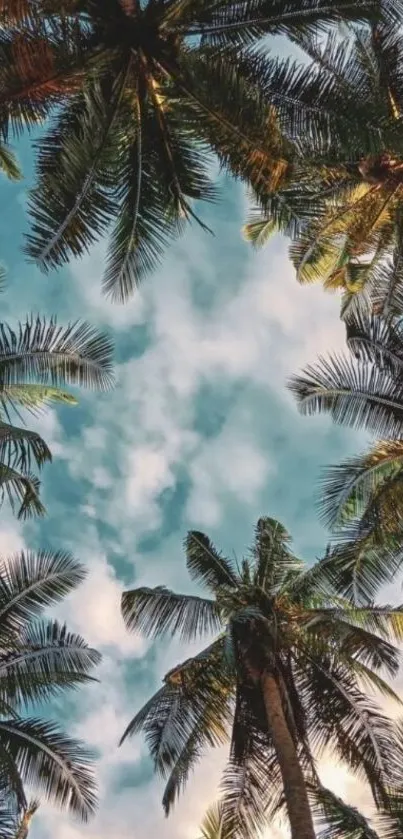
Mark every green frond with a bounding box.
[0,619,101,709]
[103,90,215,300]
[242,215,278,248]
[289,352,403,438]
[0,550,86,633]
[314,534,403,604]
[0,317,114,392]
[346,314,403,375]
[290,229,348,286]
[252,516,303,590]
[189,0,381,49]
[121,586,222,642]
[0,144,22,181]
[0,384,78,414]
[198,802,228,839]
[120,637,233,781]
[162,676,230,814]
[311,786,380,839]
[185,531,238,591]
[0,466,46,520]
[319,441,403,530]
[295,648,403,805]
[309,609,401,676]
[0,717,97,821]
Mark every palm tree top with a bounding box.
[0,549,101,826]
[0,0,385,300]
[121,516,403,837]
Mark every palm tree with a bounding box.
[0,548,100,822]
[0,314,114,519]
[119,517,403,839]
[290,311,403,543]
[244,18,403,319]
[0,1,383,301]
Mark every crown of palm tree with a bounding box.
[0,314,114,519]
[0,0,384,300]
[0,549,100,825]
[244,16,403,317]
[120,518,403,839]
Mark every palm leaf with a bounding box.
[313,534,403,604]
[319,441,403,530]
[242,215,278,248]
[0,550,85,634]
[289,352,403,438]
[185,531,238,591]
[0,619,101,708]
[346,314,403,375]
[253,516,302,589]
[0,317,114,391]
[0,144,21,181]
[104,86,214,300]
[121,586,222,642]
[0,423,51,471]
[0,466,46,520]
[0,384,77,415]
[311,786,380,839]
[198,802,228,839]
[0,718,97,821]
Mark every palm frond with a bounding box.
[0,143,21,181]
[289,352,403,438]
[185,531,238,591]
[188,0,381,49]
[346,314,403,375]
[252,516,303,590]
[319,441,403,530]
[104,87,215,300]
[0,317,114,391]
[313,534,403,604]
[294,648,402,805]
[162,671,231,814]
[121,586,222,642]
[0,718,97,821]
[0,423,51,472]
[0,465,45,520]
[0,619,101,709]
[120,638,233,787]
[25,66,131,275]
[311,785,380,839]
[0,550,85,634]
[198,801,228,839]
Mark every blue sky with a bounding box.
[0,130,371,838]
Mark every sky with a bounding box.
[0,123,384,838]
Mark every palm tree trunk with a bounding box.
[14,803,38,839]
[261,671,316,839]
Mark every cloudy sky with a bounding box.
[0,123,378,838]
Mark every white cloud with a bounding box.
[0,523,25,555]
[187,421,272,527]
[28,407,65,457]
[55,546,144,657]
[71,244,148,329]
[63,229,350,547]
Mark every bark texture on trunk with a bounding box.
[261,671,316,839]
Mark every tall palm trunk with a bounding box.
[261,671,316,839]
